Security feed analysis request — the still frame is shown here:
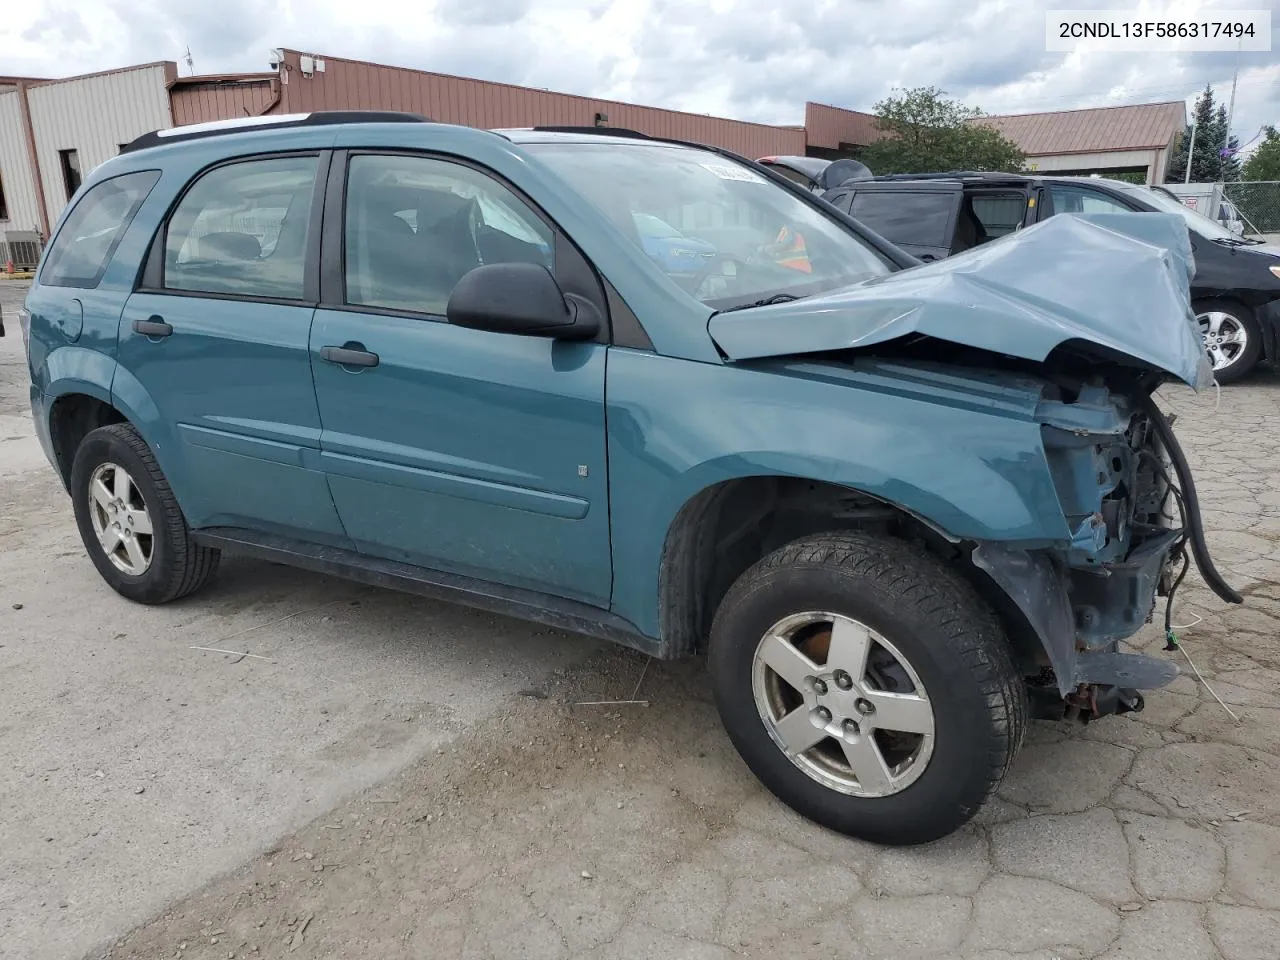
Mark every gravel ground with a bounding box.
[4,277,1280,960]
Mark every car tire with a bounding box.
[708,531,1026,846]
[70,423,220,604]
[1195,298,1261,385]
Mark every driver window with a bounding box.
[344,154,554,316]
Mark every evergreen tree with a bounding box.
[1165,85,1231,183]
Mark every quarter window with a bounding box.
[343,154,554,316]
[39,170,161,289]
[163,155,318,300]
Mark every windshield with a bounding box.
[1120,184,1242,241]
[526,141,893,309]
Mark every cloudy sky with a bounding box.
[3,0,1277,155]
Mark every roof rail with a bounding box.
[870,170,1027,182]
[121,110,432,154]
[530,125,657,140]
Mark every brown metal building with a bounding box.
[171,50,808,159]
[0,47,1186,263]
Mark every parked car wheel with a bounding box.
[1195,299,1261,384]
[71,423,220,604]
[708,532,1026,845]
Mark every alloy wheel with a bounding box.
[751,611,935,798]
[87,461,155,575]
[1198,310,1248,373]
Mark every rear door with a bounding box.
[845,186,962,261]
[117,152,348,543]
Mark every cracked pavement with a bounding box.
[4,281,1280,960]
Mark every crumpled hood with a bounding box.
[709,211,1214,389]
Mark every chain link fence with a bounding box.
[1224,181,1280,236]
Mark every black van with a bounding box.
[822,172,1280,383]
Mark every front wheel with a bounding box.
[1195,299,1261,385]
[708,532,1026,846]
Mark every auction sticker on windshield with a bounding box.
[700,162,766,183]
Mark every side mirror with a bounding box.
[446,262,599,340]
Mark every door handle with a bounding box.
[133,316,173,338]
[320,345,379,368]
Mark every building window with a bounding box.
[0,172,8,221]
[59,149,83,200]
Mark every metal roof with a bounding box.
[973,101,1186,156]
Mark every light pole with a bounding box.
[1185,116,1197,184]
[1222,37,1241,175]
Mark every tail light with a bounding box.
[19,307,31,359]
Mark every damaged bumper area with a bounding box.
[973,384,1240,717]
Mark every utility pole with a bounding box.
[1185,116,1197,184]
[1222,37,1241,176]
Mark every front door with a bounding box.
[117,152,347,543]
[308,151,612,605]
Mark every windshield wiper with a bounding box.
[719,294,803,313]
[1212,236,1262,246]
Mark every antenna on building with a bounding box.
[184,47,195,76]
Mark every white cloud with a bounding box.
[0,0,1275,147]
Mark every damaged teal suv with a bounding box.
[21,113,1238,845]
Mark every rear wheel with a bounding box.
[71,423,220,604]
[708,532,1026,845]
[1195,299,1261,384]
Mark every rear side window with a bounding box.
[163,155,318,300]
[850,191,954,247]
[970,194,1028,238]
[39,170,160,289]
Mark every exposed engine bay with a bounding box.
[974,373,1241,723]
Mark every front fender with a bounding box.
[605,350,1071,636]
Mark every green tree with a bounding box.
[1242,126,1280,181]
[1165,85,1239,183]
[858,86,1025,174]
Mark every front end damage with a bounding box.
[708,210,1243,723]
[974,381,1240,722]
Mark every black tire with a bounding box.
[70,423,220,604]
[1194,298,1262,385]
[708,532,1026,846]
